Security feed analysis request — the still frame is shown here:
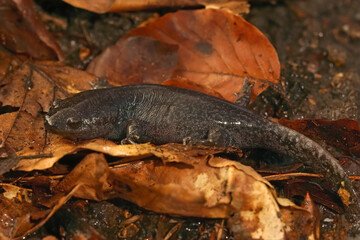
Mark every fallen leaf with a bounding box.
[0,194,39,238]
[0,140,21,176]
[12,0,64,61]
[88,9,280,102]
[87,36,178,85]
[284,179,344,214]
[275,198,316,240]
[128,9,280,102]
[62,0,249,13]
[62,0,116,13]
[302,193,320,240]
[52,153,113,201]
[48,143,314,239]
[0,0,63,60]
[0,183,80,239]
[205,1,250,15]
[1,183,32,202]
[15,139,155,171]
[0,47,95,175]
[340,156,360,182]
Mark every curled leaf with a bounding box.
[44,143,314,239]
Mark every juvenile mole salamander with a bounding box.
[45,84,360,221]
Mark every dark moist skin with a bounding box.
[45,84,360,225]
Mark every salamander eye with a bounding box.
[66,117,81,129]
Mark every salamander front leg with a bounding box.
[121,119,141,144]
[234,78,254,107]
[207,126,225,145]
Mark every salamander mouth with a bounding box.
[44,114,60,132]
[44,97,76,131]
[44,104,68,134]
[44,114,80,140]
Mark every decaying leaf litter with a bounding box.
[0,0,358,239]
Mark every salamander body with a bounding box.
[45,84,360,220]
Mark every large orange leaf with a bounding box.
[129,9,280,102]
[87,36,179,85]
[88,9,280,102]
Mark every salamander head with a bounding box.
[45,95,115,140]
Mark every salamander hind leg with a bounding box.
[121,119,141,144]
[182,126,228,147]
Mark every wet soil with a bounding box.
[249,0,360,121]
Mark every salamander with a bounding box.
[44,84,360,224]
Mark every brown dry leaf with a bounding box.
[0,194,40,238]
[62,0,115,13]
[284,179,344,214]
[15,139,155,171]
[87,36,179,86]
[276,198,316,240]
[51,153,112,201]
[0,48,95,175]
[62,0,249,13]
[88,9,280,102]
[0,0,63,60]
[302,193,320,240]
[205,1,250,15]
[47,143,314,239]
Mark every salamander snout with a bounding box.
[44,98,116,140]
[44,101,91,139]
